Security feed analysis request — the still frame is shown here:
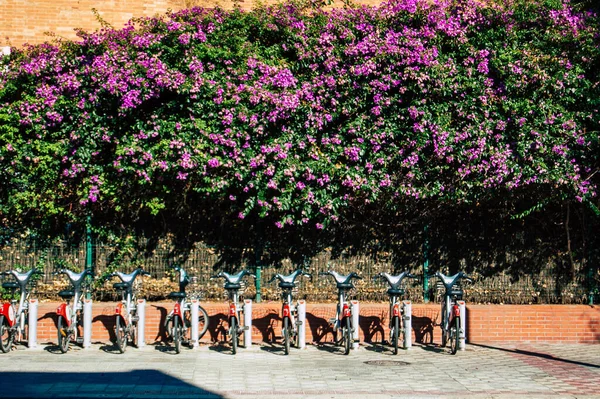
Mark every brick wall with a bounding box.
[1,0,387,48]
[25,302,600,347]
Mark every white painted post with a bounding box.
[243,299,252,348]
[136,299,146,348]
[27,299,38,349]
[297,300,306,349]
[402,300,412,349]
[458,300,466,350]
[190,300,200,349]
[83,299,93,349]
[351,300,359,350]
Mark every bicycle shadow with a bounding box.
[305,309,335,344]
[359,315,385,344]
[151,305,169,343]
[252,309,280,344]
[207,312,228,343]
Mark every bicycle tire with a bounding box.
[230,316,238,354]
[165,317,173,341]
[0,315,13,353]
[344,317,352,355]
[450,316,460,355]
[283,317,290,355]
[392,316,399,355]
[57,316,69,353]
[115,316,127,353]
[197,306,209,340]
[173,315,181,354]
[441,303,447,348]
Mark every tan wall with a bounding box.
[1,0,384,48]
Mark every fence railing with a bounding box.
[0,242,597,304]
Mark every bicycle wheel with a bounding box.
[115,316,128,353]
[450,316,460,355]
[0,315,13,353]
[440,304,447,348]
[197,306,209,340]
[57,316,69,353]
[343,317,352,355]
[164,317,173,341]
[283,317,290,355]
[392,316,399,355]
[230,317,238,355]
[173,316,181,354]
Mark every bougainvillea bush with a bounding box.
[0,0,598,260]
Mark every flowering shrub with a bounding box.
[0,0,598,255]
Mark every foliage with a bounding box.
[0,0,599,267]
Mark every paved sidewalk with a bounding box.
[0,342,598,398]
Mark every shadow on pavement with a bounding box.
[0,369,223,398]
[470,343,600,369]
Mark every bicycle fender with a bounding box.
[342,303,351,318]
[228,303,237,317]
[282,303,290,318]
[452,304,460,317]
[56,303,71,327]
[1,302,15,327]
[115,303,128,325]
[173,302,182,318]
[392,303,401,317]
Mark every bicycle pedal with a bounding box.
[131,316,140,322]
[295,320,303,326]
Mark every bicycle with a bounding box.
[109,266,151,353]
[211,270,255,354]
[374,271,417,354]
[0,267,41,353]
[269,269,311,355]
[54,267,93,353]
[164,265,209,353]
[429,271,473,355]
[319,270,362,355]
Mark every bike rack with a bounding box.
[136,299,146,349]
[243,299,252,349]
[458,300,466,351]
[351,300,359,350]
[83,299,93,349]
[27,299,38,349]
[402,300,412,349]
[297,300,306,349]
[190,300,200,349]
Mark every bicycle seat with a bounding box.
[113,282,128,291]
[278,282,296,289]
[224,283,242,291]
[168,291,186,299]
[58,290,75,299]
[336,282,354,290]
[387,288,405,296]
[2,282,19,290]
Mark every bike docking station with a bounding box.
[83,299,93,349]
[458,300,466,351]
[243,299,253,349]
[402,300,412,350]
[27,298,39,350]
[190,299,201,349]
[136,299,146,349]
[351,300,360,350]
[297,299,307,349]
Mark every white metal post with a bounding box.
[402,300,412,349]
[297,300,306,349]
[27,299,38,349]
[458,300,466,350]
[83,299,93,349]
[243,299,252,348]
[190,299,200,349]
[136,299,146,348]
[351,300,359,350]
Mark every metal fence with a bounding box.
[0,241,597,304]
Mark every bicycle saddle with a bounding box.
[168,291,186,299]
[58,290,75,299]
